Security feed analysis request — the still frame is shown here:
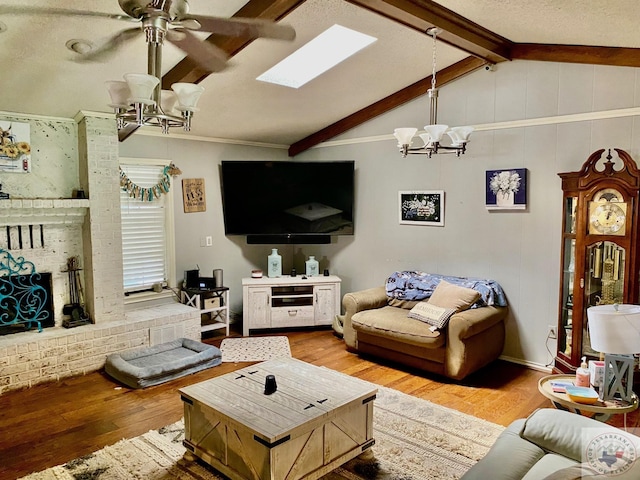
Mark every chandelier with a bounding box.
[105,20,204,135]
[394,28,473,158]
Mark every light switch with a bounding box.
[205,236,213,246]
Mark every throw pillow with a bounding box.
[408,302,456,330]
[427,279,480,311]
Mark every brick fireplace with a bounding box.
[0,113,200,394]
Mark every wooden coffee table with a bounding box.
[538,374,639,422]
[179,357,377,480]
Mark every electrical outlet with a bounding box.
[547,325,557,339]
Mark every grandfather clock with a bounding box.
[555,148,640,373]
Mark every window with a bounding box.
[119,161,175,293]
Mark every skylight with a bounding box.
[257,24,377,89]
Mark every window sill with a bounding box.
[124,289,178,310]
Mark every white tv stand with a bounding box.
[242,275,341,336]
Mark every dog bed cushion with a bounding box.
[105,338,222,388]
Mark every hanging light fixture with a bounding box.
[394,28,473,158]
[105,16,205,135]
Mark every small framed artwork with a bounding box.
[182,178,206,213]
[0,120,31,173]
[399,190,444,226]
[486,168,527,210]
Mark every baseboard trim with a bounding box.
[499,354,553,374]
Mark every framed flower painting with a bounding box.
[485,168,527,210]
[0,120,31,173]
[399,190,444,226]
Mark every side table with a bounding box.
[538,374,639,422]
[181,287,230,336]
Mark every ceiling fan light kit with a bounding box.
[394,27,473,158]
[107,75,203,134]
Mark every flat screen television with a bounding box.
[220,160,355,244]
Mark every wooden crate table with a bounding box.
[179,357,377,480]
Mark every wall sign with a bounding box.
[485,168,527,210]
[182,178,206,213]
[0,120,31,173]
[399,190,445,226]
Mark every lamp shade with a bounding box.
[449,126,474,143]
[124,73,159,105]
[160,90,178,114]
[587,304,640,354]
[172,83,205,112]
[418,133,432,148]
[105,81,131,108]
[393,128,417,146]
[423,124,449,142]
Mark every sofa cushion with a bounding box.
[428,279,480,311]
[460,419,546,480]
[388,298,420,309]
[352,306,444,349]
[408,302,456,329]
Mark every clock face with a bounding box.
[589,201,627,235]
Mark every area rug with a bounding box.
[20,386,504,480]
[219,336,291,362]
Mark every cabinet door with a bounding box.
[314,284,337,326]
[246,287,271,330]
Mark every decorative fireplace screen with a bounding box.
[0,248,53,334]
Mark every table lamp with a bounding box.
[587,304,640,403]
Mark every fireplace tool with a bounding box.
[62,256,91,328]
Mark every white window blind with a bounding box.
[120,164,167,292]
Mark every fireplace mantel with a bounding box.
[0,198,90,226]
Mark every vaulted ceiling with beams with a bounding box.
[1,0,639,156]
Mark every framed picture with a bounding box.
[486,168,527,210]
[0,120,31,173]
[182,178,206,213]
[399,190,444,226]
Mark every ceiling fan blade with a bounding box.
[77,28,142,63]
[181,15,296,41]
[0,5,136,22]
[166,29,229,73]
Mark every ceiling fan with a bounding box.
[0,1,296,138]
[0,0,296,73]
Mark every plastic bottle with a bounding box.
[575,356,590,387]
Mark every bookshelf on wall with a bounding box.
[555,149,640,373]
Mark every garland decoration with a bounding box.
[119,162,182,201]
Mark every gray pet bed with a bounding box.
[105,338,222,388]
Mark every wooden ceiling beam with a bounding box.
[161,0,306,88]
[288,56,485,157]
[512,44,640,68]
[346,0,513,64]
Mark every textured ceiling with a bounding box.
[435,0,640,48]
[0,0,638,150]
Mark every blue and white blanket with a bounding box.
[385,271,508,308]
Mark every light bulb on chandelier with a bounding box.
[393,27,473,158]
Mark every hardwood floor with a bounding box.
[0,327,637,479]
